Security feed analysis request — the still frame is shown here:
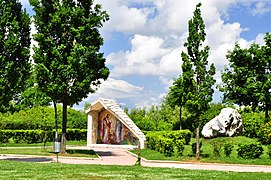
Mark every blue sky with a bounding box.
[19,0,271,110]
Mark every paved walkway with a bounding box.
[1,145,271,173]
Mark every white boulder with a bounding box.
[201,108,243,138]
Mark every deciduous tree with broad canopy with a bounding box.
[30,0,110,153]
[176,3,216,160]
[220,33,271,122]
[0,0,31,113]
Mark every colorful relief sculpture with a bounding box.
[97,110,137,145]
[85,98,146,148]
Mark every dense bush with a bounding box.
[146,130,191,157]
[258,122,271,144]
[237,143,264,159]
[223,142,234,157]
[0,106,87,130]
[240,110,265,138]
[129,105,180,132]
[159,137,174,157]
[211,141,224,157]
[0,129,87,143]
[175,140,185,156]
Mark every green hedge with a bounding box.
[0,129,87,144]
[146,130,191,157]
[237,143,264,159]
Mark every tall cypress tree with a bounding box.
[0,0,31,112]
[181,3,216,160]
[30,0,110,152]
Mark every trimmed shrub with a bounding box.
[146,130,191,157]
[223,142,234,157]
[237,143,264,159]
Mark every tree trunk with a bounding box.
[54,102,58,139]
[179,105,182,130]
[61,101,67,154]
[196,112,200,160]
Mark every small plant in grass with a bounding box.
[223,142,234,157]
[237,143,264,159]
[211,141,224,157]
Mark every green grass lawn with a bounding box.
[0,140,97,158]
[0,140,87,147]
[0,147,98,158]
[132,136,271,166]
[0,160,270,180]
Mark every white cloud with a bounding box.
[95,0,151,36]
[105,1,249,85]
[107,34,182,77]
[92,78,143,99]
[73,78,144,109]
[206,21,247,68]
[250,1,271,16]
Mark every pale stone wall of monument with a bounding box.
[91,111,98,144]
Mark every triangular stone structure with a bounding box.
[85,98,146,148]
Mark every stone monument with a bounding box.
[202,108,243,138]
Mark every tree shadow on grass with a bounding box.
[66,149,96,155]
[187,153,211,158]
[94,151,114,157]
[3,157,53,162]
